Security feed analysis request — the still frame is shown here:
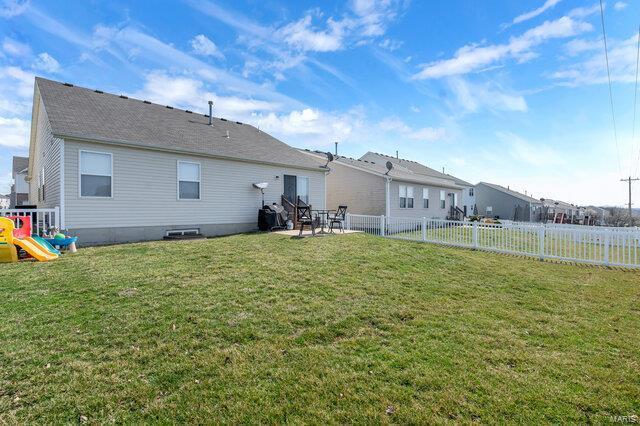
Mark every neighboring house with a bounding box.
[300,150,463,219]
[540,198,584,223]
[10,156,29,208]
[0,194,9,209]
[475,182,543,222]
[26,77,326,245]
[358,152,476,216]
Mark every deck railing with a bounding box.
[346,214,640,268]
[0,207,60,236]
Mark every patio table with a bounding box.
[312,209,335,235]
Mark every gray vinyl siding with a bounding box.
[29,94,62,209]
[63,139,326,229]
[389,181,460,219]
[325,162,385,215]
[475,183,540,222]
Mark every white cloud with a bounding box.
[0,171,13,195]
[350,0,403,37]
[378,38,403,51]
[378,116,447,142]
[563,37,600,56]
[410,105,420,113]
[277,15,344,52]
[552,33,639,85]
[497,131,564,167]
[0,66,34,115]
[129,71,281,119]
[0,0,28,18]
[32,52,60,73]
[512,0,562,25]
[614,1,627,11]
[0,117,30,148]
[414,15,593,79]
[190,34,224,59]
[2,37,30,57]
[448,77,527,113]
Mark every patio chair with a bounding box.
[296,204,316,236]
[328,205,348,233]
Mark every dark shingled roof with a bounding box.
[35,77,322,170]
[12,156,29,174]
[478,182,542,204]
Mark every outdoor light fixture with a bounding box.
[253,182,269,206]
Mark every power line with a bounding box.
[599,0,622,175]
[633,25,640,177]
[621,177,640,219]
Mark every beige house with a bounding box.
[300,150,463,219]
[26,77,326,244]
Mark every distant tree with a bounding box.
[605,207,640,227]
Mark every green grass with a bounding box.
[1,233,639,423]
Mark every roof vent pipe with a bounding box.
[334,141,338,156]
[396,150,399,159]
[208,100,213,126]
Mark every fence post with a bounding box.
[345,213,351,231]
[54,206,60,230]
[538,225,545,261]
[380,215,385,237]
[604,231,610,266]
[422,217,426,242]
[472,222,478,249]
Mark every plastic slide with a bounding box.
[0,217,18,263]
[12,237,58,261]
[31,234,61,255]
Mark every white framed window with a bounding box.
[423,188,429,208]
[177,161,201,200]
[406,186,414,208]
[399,185,414,208]
[79,150,112,198]
[440,190,446,209]
[297,176,309,204]
[469,187,474,196]
[453,193,458,207]
[486,206,493,215]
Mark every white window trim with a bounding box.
[399,184,407,208]
[406,185,414,209]
[78,150,113,199]
[423,188,429,209]
[440,189,446,209]
[177,160,202,201]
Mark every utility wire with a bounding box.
[599,0,622,175]
[633,25,640,177]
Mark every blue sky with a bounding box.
[1,0,639,206]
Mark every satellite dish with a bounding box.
[322,151,334,168]
[385,161,393,175]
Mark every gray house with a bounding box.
[26,77,326,244]
[475,182,543,222]
[301,150,463,219]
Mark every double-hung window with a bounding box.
[440,190,446,209]
[399,185,414,208]
[178,161,201,200]
[80,151,112,197]
[406,186,414,208]
[469,187,474,196]
[423,188,429,208]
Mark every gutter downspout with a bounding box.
[59,139,66,229]
[385,176,392,217]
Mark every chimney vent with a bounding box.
[208,100,213,126]
[396,150,399,159]
[334,141,338,156]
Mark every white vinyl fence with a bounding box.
[0,207,60,236]
[345,214,640,268]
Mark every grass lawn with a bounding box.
[1,233,639,423]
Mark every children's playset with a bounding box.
[0,216,78,263]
